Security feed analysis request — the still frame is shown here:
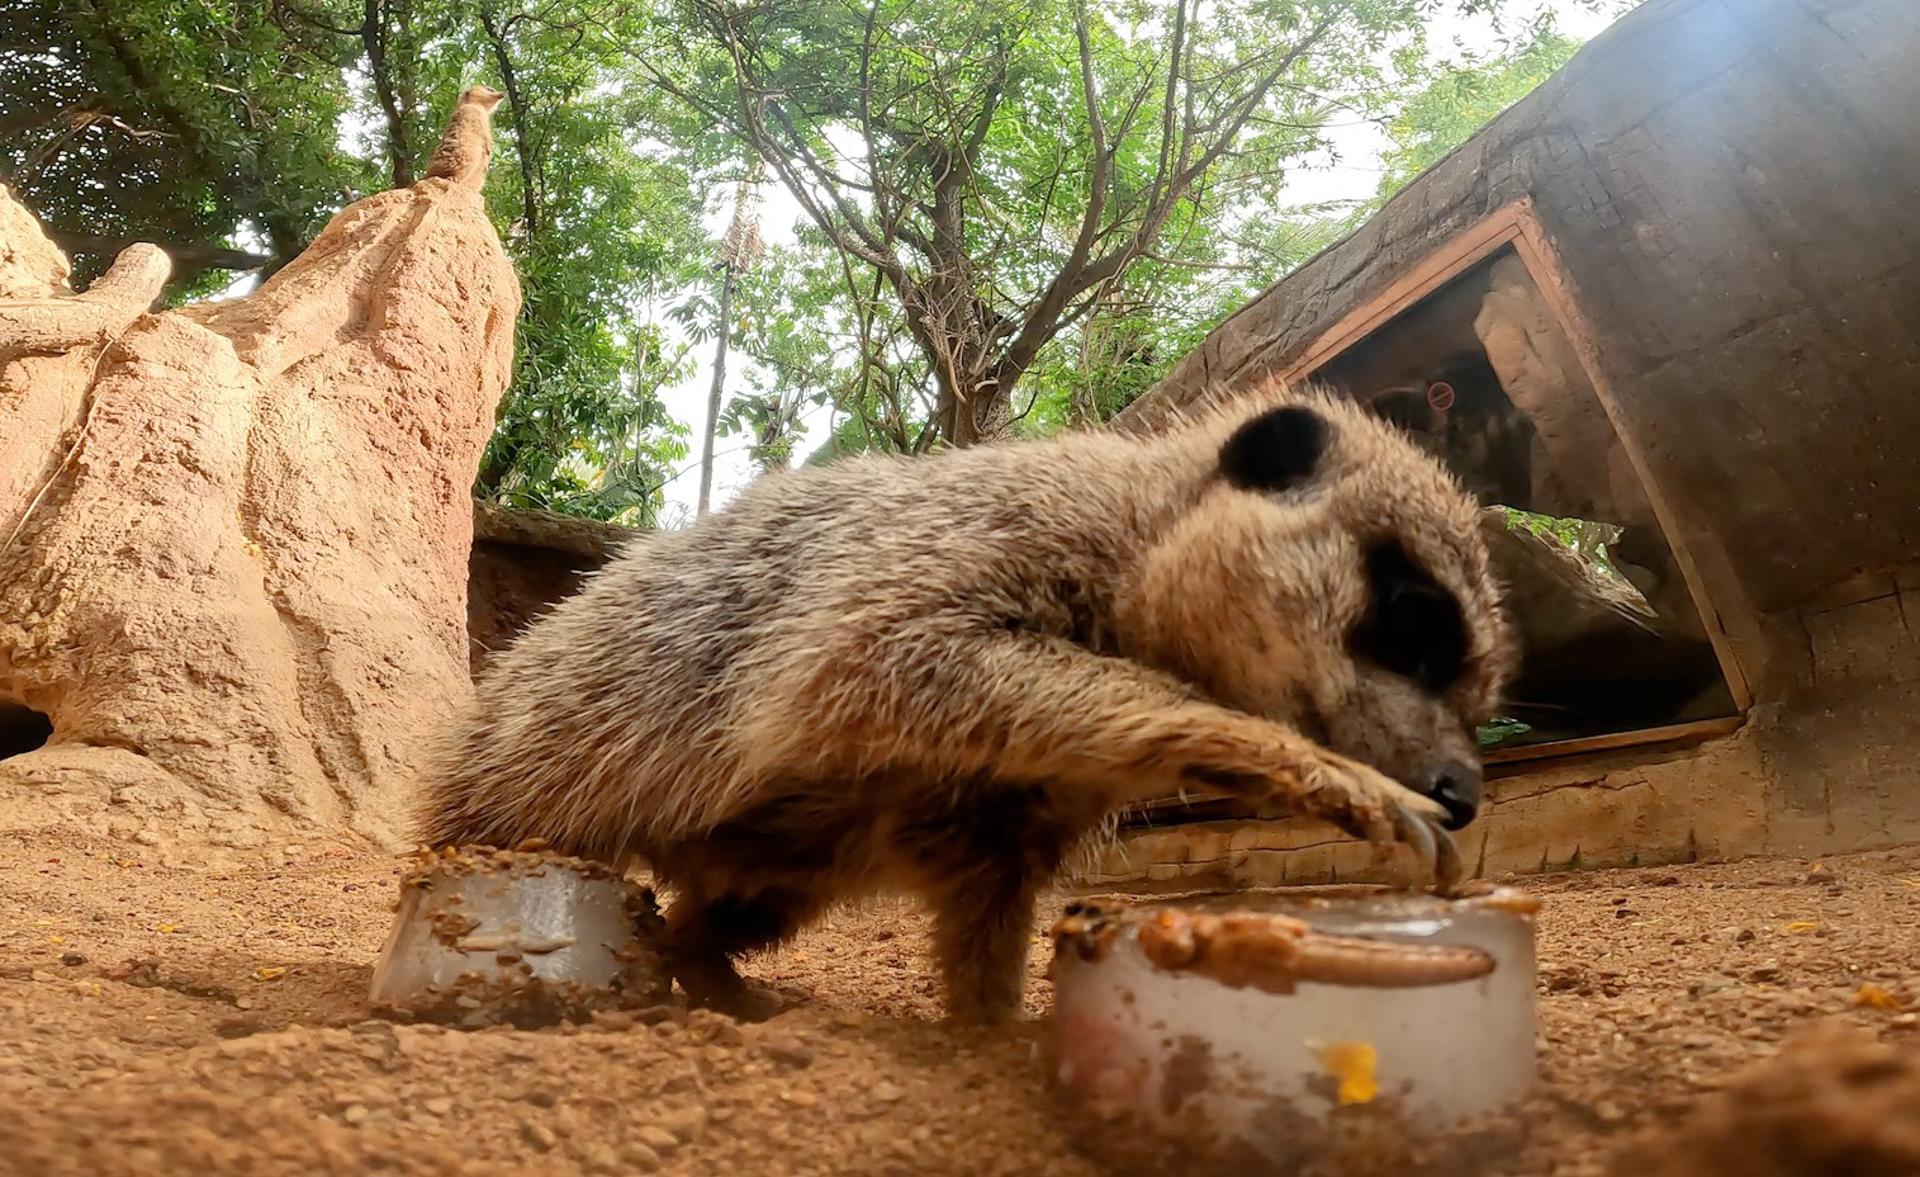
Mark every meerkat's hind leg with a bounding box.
[894,783,1075,1023]
[925,865,1039,1024]
[665,885,819,1022]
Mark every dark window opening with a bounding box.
[1308,245,1738,753]
[0,700,53,760]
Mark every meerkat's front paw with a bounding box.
[1289,750,1464,890]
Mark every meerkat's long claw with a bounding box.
[1432,818,1466,893]
[1390,800,1437,875]
[1290,929,1495,988]
[1391,802,1465,893]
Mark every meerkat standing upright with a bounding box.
[419,383,1516,1022]
[424,85,505,190]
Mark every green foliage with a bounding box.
[636,0,1443,449]
[1376,18,1583,202]
[460,4,710,526]
[1476,717,1532,748]
[0,0,378,290]
[1500,506,1628,581]
[4,0,709,526]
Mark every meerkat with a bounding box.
[418,382,1516,1022]
[424,85,505,190]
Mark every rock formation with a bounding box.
[0,111,519,853]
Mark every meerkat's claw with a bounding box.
[1299,753,1444,840]
[1392,802,1465,892]
[1296,752,1463,890]
[1390,799,1438,875]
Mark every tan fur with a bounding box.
[424,86,504,190]
[418,381,1516,1020]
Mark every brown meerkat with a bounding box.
[418,381,1517,1022]
[424,85,505,190]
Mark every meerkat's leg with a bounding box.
[665,884,820,1021]
[784,633,1461,886]
[926,866,1037,1022]
[893,785,1068,1021]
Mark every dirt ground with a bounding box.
[1,834,1915,1176]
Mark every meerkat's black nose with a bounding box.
[1422,760,1482,831]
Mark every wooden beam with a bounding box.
[1484,715,1744,768]
[1276,199,1532,386]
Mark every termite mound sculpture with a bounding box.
[0,91,518,854]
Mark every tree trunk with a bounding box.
[928,342,1015,449]
[0,147,519,854]
[696,264,737,515]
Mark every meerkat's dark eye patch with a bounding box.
[1351,542,1469,694]
[1219,406,1328,493]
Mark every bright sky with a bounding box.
[657,0,1632,521]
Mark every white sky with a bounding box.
[657,0,1631,520]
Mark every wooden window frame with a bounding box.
[1278,198,1752,767]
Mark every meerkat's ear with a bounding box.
[1218,405,1329,492]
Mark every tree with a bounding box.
[641,0,1431,448]
[5,0,714,526]
[696,161,767,513]
[436,2,711,526]
[0,0,379,292]
[1375,20,1583,201]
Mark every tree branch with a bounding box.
[48,232,271,272]
[361,0,414,187]
[478,10,540,235]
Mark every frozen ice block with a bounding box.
[1048,884,1538,1166]
[368,846,670,1027]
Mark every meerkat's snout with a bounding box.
[1418,759,1482,830]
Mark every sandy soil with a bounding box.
[1,834,1914,1176]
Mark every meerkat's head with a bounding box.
[462,86,506,110]
[1120,385,1517,829]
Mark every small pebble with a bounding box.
[423,1097,454,1116]
[523,1120,559,1151]
[621,1143,663,1171]
[342,1104,370,1125]
[636,1125,680,1153]
[780,1089,820,1108]
[215,1018,259,1039]
[1750,965,1784,983]
[60,952,87,967]
[871,1080,904,1103]
[658,1105,708,1143]
[763,1035,814,1068]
